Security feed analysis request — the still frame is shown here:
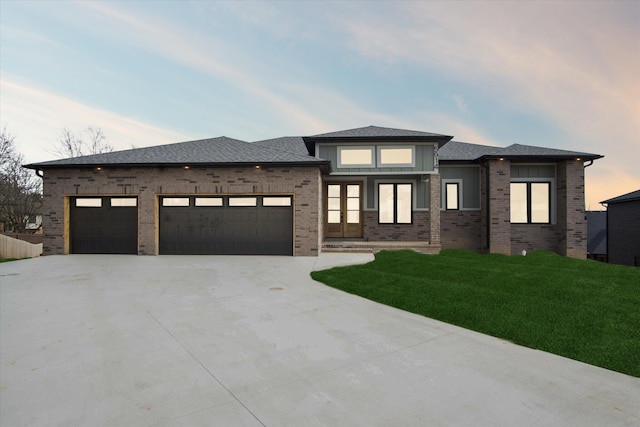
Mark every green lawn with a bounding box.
[311,250,640,377]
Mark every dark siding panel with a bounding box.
[608,200,640,266]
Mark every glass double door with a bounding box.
[325,182,363,238]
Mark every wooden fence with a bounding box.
[0,234,43,259]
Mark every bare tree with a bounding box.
[0,127,16,168]
[51,126,114,158]
[0,129,42,233]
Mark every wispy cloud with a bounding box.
[0,78,193,163]
[341,1,640,208]
[75,1,332,134]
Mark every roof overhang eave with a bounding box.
[24,160,331,171]
[478,154,604,162]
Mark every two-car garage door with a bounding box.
[159,196,293,255]
[70,195,293,255]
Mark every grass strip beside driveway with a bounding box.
[311,250,640,377]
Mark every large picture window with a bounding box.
[510,182,550,223]
[379,183,412,224]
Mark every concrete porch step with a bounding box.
[322,240,441,254]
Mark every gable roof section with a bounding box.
[601,189,640,204]
[303,125,454,156]
[309,125,452,139]
[25,136,327,169]
[439,141,503,161]
[253,136,310,156]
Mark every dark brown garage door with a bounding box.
[159,196,293,255]
[70,197,138,254]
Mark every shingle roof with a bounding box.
[439,141,602,161]
[253,136,310,156]
[601,189,640,204]
[309,125,452,139]
[25,136,325,169]
[24,126,604,169]
[586,211,607,255]
[439,141,503,161]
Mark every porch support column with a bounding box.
[488,159,511,255]
[429,173,441,246]
[557,160,587,259]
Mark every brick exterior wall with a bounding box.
[556,160,587,258]
[488,159,511,255]
[363,211,430,241]
[510,224,558,254]
[441,210,482,251]
[41,166,321,256]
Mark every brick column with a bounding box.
[429,173,441,246]
[488,159,511,255]
[557,160,587,259]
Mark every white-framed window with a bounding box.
[229,197,257,207]
[75,198,102,208]
[338,146,375,168]
[110,198,137,207]
[263,197,292,207]
[195,197,223,207]
[378,183,412,224]
[510,182,551,224]
[445,182,460,210]
[377,146,415,167]
[162,198,189,207]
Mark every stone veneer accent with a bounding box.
[41,166,321,256]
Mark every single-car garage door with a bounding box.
[159,195,293,255]
[70,196,138,254]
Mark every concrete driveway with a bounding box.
[1,255,638,426]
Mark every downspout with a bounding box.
[479,159,490,251]
[35,169,44,178]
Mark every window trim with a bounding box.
[337,146,375,168]
[510,180,553,224]
[376,145,415,168]
[441,179,463,210]
[445,182,460,210]
[378,182,413,224]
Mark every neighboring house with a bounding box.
[600,190,640,267]
[24,126,602,258]
[585,211,607,262]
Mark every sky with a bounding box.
[1,0,638,209]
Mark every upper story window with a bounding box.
[338,146,374,168]
[377,146,415,167]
